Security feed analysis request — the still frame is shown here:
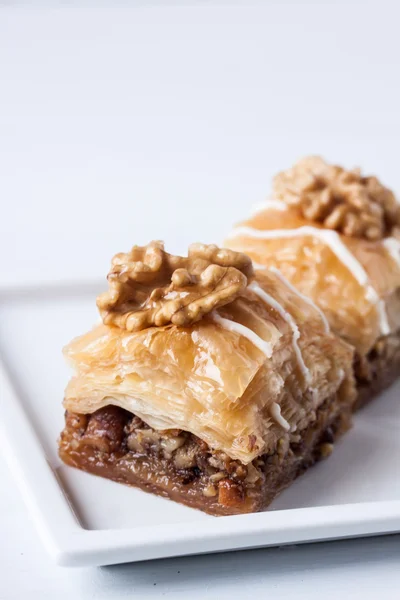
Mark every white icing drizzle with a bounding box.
[252,261,267,271]
[248,281,310,382]
[337,368,345,383]
[211,311,273,357]
[250,198,288,216]
[270,402,290,431]
[229,225,390,335]
[376,300,390,334]
[383,237,400,267]
[268,266,331,334]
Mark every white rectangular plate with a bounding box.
[1,281,400,567]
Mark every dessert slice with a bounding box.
[59,241,355,516]
[225,157,400,406]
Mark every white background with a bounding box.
[1,1,400,598]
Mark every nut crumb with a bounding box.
[273,156,400,240]
[97,241,254,331]
[318,442,334,459]
[218,478,244,507]
[202,484,217,497]
[209,472,225,483]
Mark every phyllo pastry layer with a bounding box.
[60,241,355,515]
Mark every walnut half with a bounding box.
[273,156,400,240]
[97,241,254,331]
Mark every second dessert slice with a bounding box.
[226,157,400,405]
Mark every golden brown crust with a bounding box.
[273,156,400,240]
[97,241,254,331]
[66,256,356,464]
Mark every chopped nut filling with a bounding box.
[61,403,344,511]
[97,241,254,331]
[355,332,400,384]
[273,156,400,240]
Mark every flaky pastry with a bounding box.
[60,241,356,515]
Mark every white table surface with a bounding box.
[1,2,400,597]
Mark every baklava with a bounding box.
[59,241,355,515]
[226,157,400,406]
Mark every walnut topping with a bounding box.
[273,156,400,240]
[97,241,254,331]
